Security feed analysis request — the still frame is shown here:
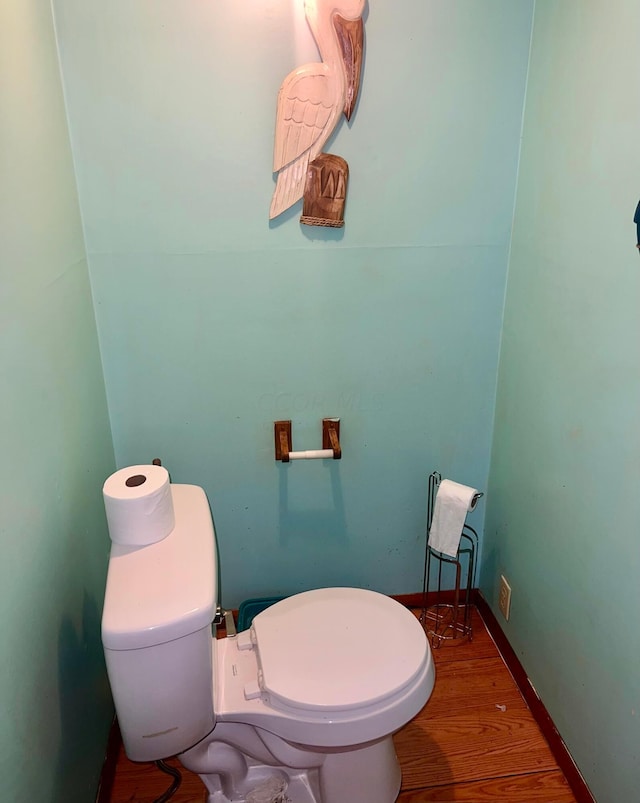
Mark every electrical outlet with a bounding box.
[498,574,512,621]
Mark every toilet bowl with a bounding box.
[102,483,435,803]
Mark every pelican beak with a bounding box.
[333,12,364,121]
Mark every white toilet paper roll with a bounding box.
[103,464,175,546]
[427,479,479,558]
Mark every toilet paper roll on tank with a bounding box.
[427,479,480,559]
[103,464,175,546]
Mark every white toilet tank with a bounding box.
[102,484,217,761]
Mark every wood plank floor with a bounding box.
[108,607,577,803]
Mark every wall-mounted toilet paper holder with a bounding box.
[274,419,341,462]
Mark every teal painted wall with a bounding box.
[53,0,533,607]
[482,1,640,800]
[13,0,640,798]
[0,2,115,801]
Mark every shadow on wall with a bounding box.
[278,461,347,545]
[52,592,113,803]
[480,543,498,604]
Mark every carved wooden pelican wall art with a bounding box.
[269,0,366,228]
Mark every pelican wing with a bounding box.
[273,63,337,172]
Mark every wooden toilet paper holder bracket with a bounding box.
[274,419,341,462]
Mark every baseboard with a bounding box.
[95,716,120,803]
[474,590,596,803]
[391,589,473,609]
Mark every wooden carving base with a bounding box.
[300,153,349,228]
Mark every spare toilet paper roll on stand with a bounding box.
[427,479,479,558]
[103,464,175,546]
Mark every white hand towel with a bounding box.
[427,479,479,558]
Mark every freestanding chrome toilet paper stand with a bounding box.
[419,472,480,647]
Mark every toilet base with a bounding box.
[316,737,401,803]
[206,769,317,803]
[205,767,317,803]
[180,724,402,803]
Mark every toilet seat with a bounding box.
[218,588,435,747]
[251,588,428,714]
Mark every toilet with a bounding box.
[102,483,435,803]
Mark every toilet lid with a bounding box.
[251,587,428,713]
